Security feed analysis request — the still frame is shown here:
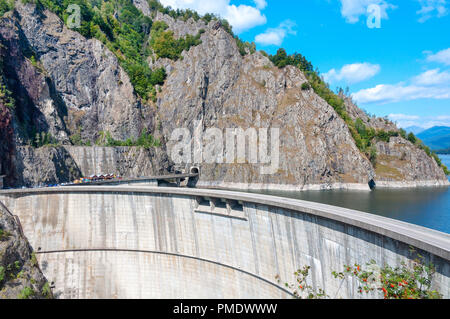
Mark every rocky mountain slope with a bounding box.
[0,0,447,190]
[0,202,52,299]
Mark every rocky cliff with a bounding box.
[0,1,447,190]
[0,202,52,299]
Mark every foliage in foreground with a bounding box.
[282,250,442,299]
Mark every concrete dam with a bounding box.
[0,186,449,299]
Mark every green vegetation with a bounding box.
[0,266,5,284]
[277,266,327,299]
[149,21,204,60]
[301,82,311,91]
[333,250,442,299]
[30,252,38,267]
[28,0,254,102]
[282,249,442,299]
[269,48,449,171]
[235,37,256,56]
[400,131,450,175]
[148,1,256,56]
[269,48,380,161]
[0,228,11,241]
[148,0,202,22]
[0,261,24,289]
[35,0,167,101]
[0,0,13,17]
[41,282,52,298]
[407,132,417,144]
[0,82,15,110]
[269,48,313,71]
[33,131,60,147]
[96,129,160,148]
[18,286,35,299]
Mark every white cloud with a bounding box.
[388,114,450,129]
[388,114,421,121]
[352,66,450,104]
[159,0,267,33]
[253,0,267,10]
[352,83,450,104]
[225,5,267,33]
[413,69,450,86]
[338,0,396,23]
[323,63,380,84]
[254,20,296,46]
[426,48,450,66]
[417,0,448,23]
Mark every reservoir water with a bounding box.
[248,155,450,234]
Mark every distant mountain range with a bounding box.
[416,126,450,152]
[405,126,425,135]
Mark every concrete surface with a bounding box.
[0,186,449,299]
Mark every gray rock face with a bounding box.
[155,20,375,189]
[343,95,398,132]
[343,97,448,184]
[154,11,207,38]
[63,146,171,178]
[0,202,52,299]
[15,3,148,142]
[0,15,69,144]
[133,0,208,37]
[375,137,448,184]
[12,146,81,187]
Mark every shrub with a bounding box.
[96,130,160,149]
[407,132,417,144]
[0,0,13,17]
[282,250,442,299]
[42,282,52,298]
[0,266,5,284]
[0,228,11,241]
[301,82,311,91]
[31,252,38,267]
[399,128,407,139]
[150,22,203,60]
[18,286,35,299]
[235,37,256,56]
[33,132,59,148]
[277,266,328,299]
[333,253,442,299]
[0,82,15,110]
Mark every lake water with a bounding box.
[248,154,450,234]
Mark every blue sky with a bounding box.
[160,1,450,129]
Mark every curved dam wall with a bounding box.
[0,187,449,299]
